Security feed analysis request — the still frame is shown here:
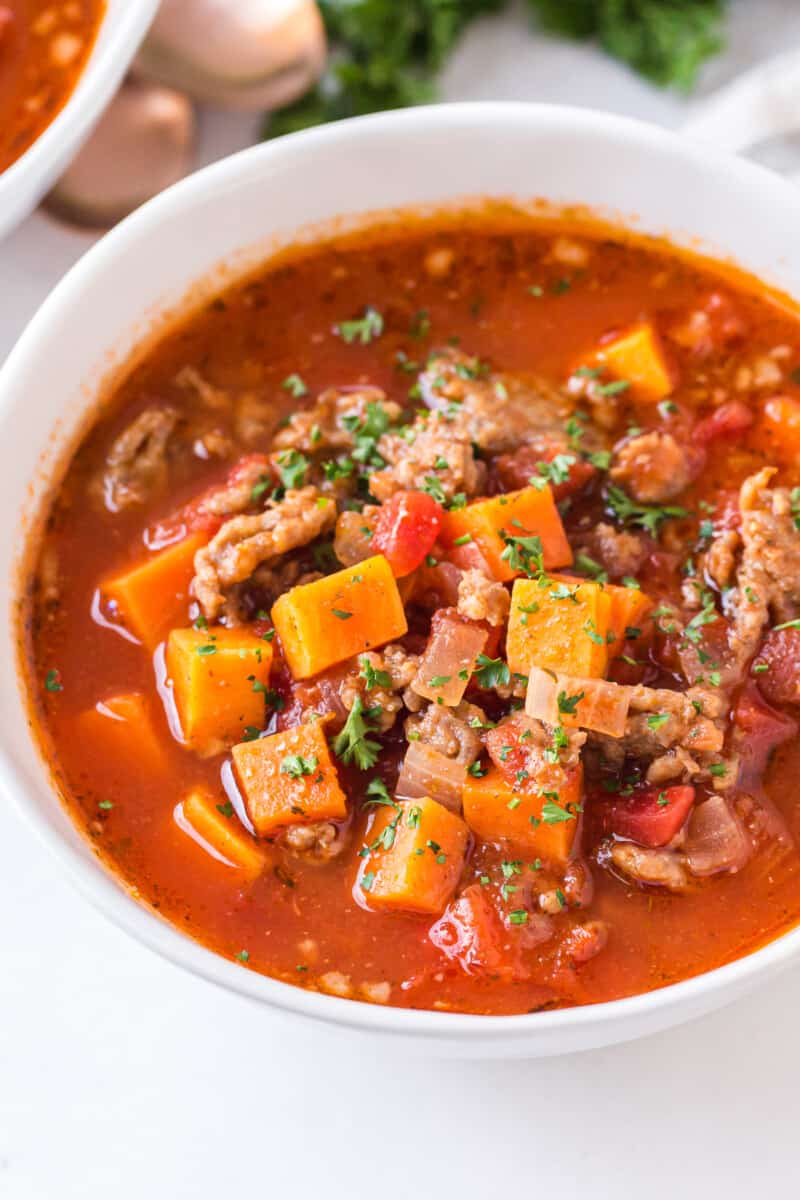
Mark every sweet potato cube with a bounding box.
[592,322,675,403]
[77,692,167,775]
[357,797,468,915]
[180,788,266,877]
[232,721,347,836]
[507,575,612,678]
[441,486,572,582]
[101,532,207,648]
[271,554,408,680]
[166,626,273,756]
[462,765,581,864]
[606,582,653,649]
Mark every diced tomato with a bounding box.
[429,885,526,980]
[694,401,754,444]
[494,441,596,500]
[598,784,695,848]
[372,490,444,577]
[733,682,797,780]
[753,627,800,707]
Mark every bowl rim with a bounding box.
[5,99,800,1043]
[0,0,160,222]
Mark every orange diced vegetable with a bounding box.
[101,532,207,648]
[180,788,265,877]
[77,692,167,775]
[232,720,347,836]
[166,626,272,757]
[440,486,572,582]
[462,765,581,863]
[590,322,675,403]
[506,575,612,678]
[525,666,631,737]
[271,553,408,680]
[412,609,489,707]
[605,582,653,648]
[357,796,468,915]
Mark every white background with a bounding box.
[3,2,800,1195]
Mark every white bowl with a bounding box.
[0,0,160,241]
[3,103,800,1057]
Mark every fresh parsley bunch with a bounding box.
[266,0,727,138]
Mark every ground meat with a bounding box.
[555,920,609,968]
[577,522,648,579]
[457,569,510,627]
[175,365,230,410]
[273,386,402,454]
[419,347,569,453]
[203,456,271,518]
[736,467,800,625]
[610,432,695,503]
[607,842,691,892]
[370,414,485,503]
[404,700,487,763]
[705,527,741,591]
[590,682,726,783]
[281,821,347,862]
[99,406,177,511]
[192,486,335,621]
[339,644,421,732]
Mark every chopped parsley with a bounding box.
[333,695,382,770]
[336,306,384,345]
[282,373,308,398]
[280,754,318,778]
[606,483,689,537]
[557,689,585,715]
[473,654,511,689]
[44,669,63,693]
[542,800,576,824]
[360,657,391,690]
[275,449,309,489]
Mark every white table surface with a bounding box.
[4,3,800,1195]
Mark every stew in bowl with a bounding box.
[20,208,800,1016]
[0,0,105,173]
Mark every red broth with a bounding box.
[19,215,800,1015]
[0,0,104,172]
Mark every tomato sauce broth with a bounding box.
[0,0,104,173]
[21,219,800,1015]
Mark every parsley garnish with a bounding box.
[333,695,382,770]
[281,754,318,778]
[44,669,63,693]
[473,654,511,689]
[282,373,308,398]
[336,306,384,345]
[275,449,309,489]
[606,484,689,536]
[360,657,391,690]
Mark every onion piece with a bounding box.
[395,742,466,813]
[137,0,326,112]
[685,795,751,877]
[47,80,195,229]
[525,666,631,737]
[412,609,488,708]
